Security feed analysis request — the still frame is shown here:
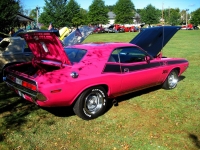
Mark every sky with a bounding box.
[21,0,200,13]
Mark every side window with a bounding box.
[108,47,147,63]
[108,49,121,62]
[119,47,147,63]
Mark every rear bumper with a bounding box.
[4,77,46,104]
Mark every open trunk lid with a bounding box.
[20,30,71,65]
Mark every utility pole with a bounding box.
[162,2,164,25]
[36,6,40,28]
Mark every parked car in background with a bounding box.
[3,26,189,120]
[104,24,116,33]
[59,27,70,41]
[93,26,105,33]
[0,36,33,79]
[193,25,199,30]
[181,24,194,30]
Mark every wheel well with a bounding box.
[173,67,180,75]
[71,84,109,106]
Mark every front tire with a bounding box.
[73,86,108,120]
[162,70,178,89]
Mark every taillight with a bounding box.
[7,75,37,91]
[22,81,37,91]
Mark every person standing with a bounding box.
[9,28,15,36]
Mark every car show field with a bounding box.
[0,29,199,150]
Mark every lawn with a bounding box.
[0,29,200,150]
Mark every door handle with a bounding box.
[124,68,129,72]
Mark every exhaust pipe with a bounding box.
[112,99,118,106]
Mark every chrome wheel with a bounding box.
[168,71,178,88]
[73,87,107,120]
[84,92,104,114]
[162,70,178,89]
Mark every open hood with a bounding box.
[63,26,95,46]
[130,26,181,57]
[21,30,71,65]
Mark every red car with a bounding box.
[3,26,189,120]
[92,26,105,33]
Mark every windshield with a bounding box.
[64,48,87,63]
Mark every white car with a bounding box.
[0,36,33,78]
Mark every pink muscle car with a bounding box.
[3,26,189,120]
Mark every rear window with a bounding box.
[64,48,87,63]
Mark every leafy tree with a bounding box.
[79,8,89,25]
[140,4,160,26]
[87,0,109,25]
[0,0,21,33]
[164,8,180,25]
[65,0,82,27]
[113,0,135,24]
[190,8,200,26]
[29,9,37,20]
[39,0,68,28]
[106,5,115,11]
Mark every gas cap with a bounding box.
[70,72,79,78]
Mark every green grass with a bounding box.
[0,30,200,150]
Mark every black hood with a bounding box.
[130,26,181,57]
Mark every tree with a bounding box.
[140,4,160,26]
[106,5,115,11]
[87,0,109,25]
[190,8,200,26]
[0,0,21,33]
[29,9,37,20]
[65,0,82,27]
[114,0,135,24]
[39,0,68,28]
[164,8,180,25]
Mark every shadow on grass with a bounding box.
[41,106,75,117]
[178,75,185,82]
[114,85,161,104]
[0,83,39,142]
[189,134,200,149]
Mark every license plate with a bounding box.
[16,78,22,85]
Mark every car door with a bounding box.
[117,47,163,94]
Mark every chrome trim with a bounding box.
[6,80,37,97]
[5,79,46,101]
[41,60,69,66]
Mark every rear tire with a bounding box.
[162,70,178,89]
[73,86,108,120]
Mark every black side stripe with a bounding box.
[103,59,188,73]
[167,60,188,65]
[121,62,160,72]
